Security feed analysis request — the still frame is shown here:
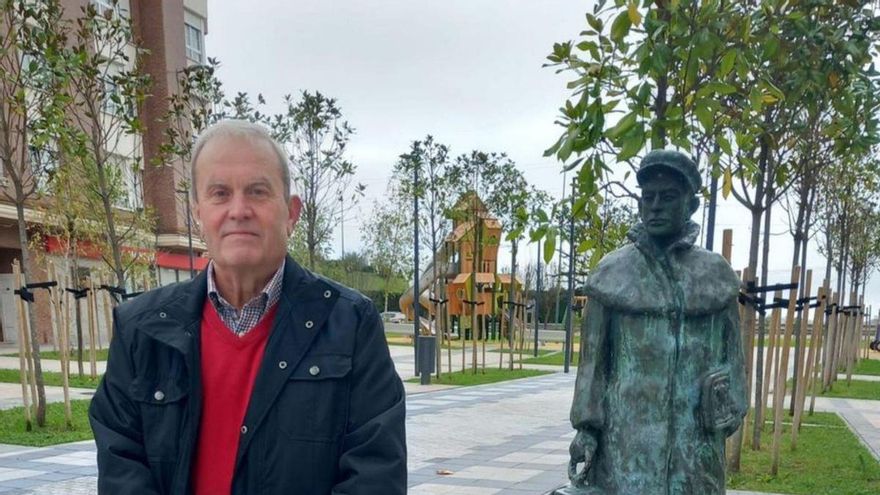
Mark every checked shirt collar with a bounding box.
[206,259,285,336]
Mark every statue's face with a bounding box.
[638,171,694,240]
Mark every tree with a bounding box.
[361,187,413,312]
[63,2,155,290]
[393,136,453,373]
[0,0,71,427]
[268,91,363,270]
[541,0,880,469]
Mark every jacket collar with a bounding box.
[138,255,317,353]
[627,220,700,259]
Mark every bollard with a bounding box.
[418,335,436,385]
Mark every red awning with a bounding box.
[156,252,208,271]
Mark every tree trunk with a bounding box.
[508,240,518,371]
[14,201,46,427]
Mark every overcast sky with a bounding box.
[205,0,879,311]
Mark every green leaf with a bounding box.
[694,101,714,132]
[586,13,603,32]
[617,128,644,160]
[716,134,732,156]
[572,196,588,217]
[558,129,576,161]
[719,50,737,77]
[722,167,732,199]
[610,11,632,44]
[606,111,637,140]
[705,81,737,95]
[627,2,642,26]
[578,237,596,252]
[543,229,557,263]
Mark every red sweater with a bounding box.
[192,301,277,495]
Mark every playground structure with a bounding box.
[399,193,526,355]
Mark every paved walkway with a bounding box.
[0,346,871,493]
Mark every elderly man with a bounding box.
[557,150,746,495]
[89,120,406,494]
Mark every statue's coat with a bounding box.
[570,221,747,495]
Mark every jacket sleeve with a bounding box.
[88,310,162,495]
[571,298,609,433]
[332,301,407,494]
[724,300,748,433]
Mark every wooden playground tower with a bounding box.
[399,192,525,341]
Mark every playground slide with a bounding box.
[399,250,449,321]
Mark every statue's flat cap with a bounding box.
[636,150,701,192]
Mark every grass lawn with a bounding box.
[0,400,94,446]
[5,349,109,362]
[818,379,880,401]
[405,368,552,386]
[519,351,579,366]
[854,358,880,376]
[490,348,556,357]
[0,369,101,389]
[729,410,880,494]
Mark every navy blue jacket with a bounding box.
[89,258,407,494]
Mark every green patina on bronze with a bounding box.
[554,150,747,495]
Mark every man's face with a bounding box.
[638,171,693,240]
[192,136,301,274]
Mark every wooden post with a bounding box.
[86,279,98,380]
[790,270,812,449]
[822,292,840,391]
[807,284,828,416]
[844,296,859,384]
[12,261,33,431]
[770,266,800,475]
[498,310,505,370]
[462,315,466,373]
[833,296,851,386]
[481,315,486,375]
[102,275,113,345]
[762,290,782,431]
[48,261,72,427]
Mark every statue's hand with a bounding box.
[567,429,598,487]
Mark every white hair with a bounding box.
[190,119,292,202]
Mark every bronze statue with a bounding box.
[555,150,747,495]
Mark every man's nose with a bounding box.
[648,195,663,209]
[228,193,253,219]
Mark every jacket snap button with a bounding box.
[241,425,248,434]
[324,290,331,298]
[158,312,166,318]
[309,365,320,376]
[278,361,287,369]
[153,390,165,401]
[305,320,314,329]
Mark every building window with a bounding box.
[110,155,143,211]
[90,0,128,19]
[102,77,119,114]
[28,142,58,192]
[185,22,204,64]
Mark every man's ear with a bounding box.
[689,196,700,215]
[287,195,303,236]
[191,200,201,232]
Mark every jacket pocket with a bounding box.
[130,377,189,461]
[275,354,352,443]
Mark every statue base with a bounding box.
[547,484,603,495]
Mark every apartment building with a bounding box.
[0,0,210,343]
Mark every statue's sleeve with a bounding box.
[570,298,610,432]
[724,300,748,423]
